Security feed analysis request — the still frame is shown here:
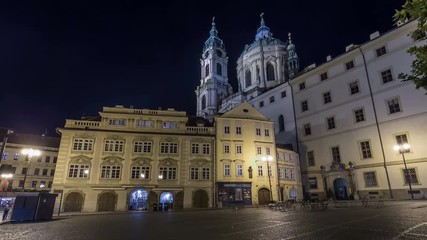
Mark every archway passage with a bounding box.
[98,192,116,212]
[333,178,349,200]
[129,189,148,210]
[64,192,83,212]
[160,192,174,211]
[258,188,271,205]
[193,189,208,208]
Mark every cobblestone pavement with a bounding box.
[1,200,426,240]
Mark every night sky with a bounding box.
[0,0,404,136]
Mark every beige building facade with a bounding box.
[53,106,215,212]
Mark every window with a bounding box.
[304,123,311,136]
[266,63,275,81]
[40,181,46,188]
[50,169,55,176]
[403,168,419,184]
[257,146,262,155]
[205,64,209,77]
[42,169,48,176]
[202,168,210,180]
[48,181,53,188]
[236,164,243,176]
[268,165,272,176]
[109,119,126,126]
[45,156,50,163]
[32,181,37,188]
[236,145,242,154]
[104,140,124,152]
[259,101,264,108]
[258,166,263,176]
[1,152,7,160]
[299,82,305,90]
[224,164,230,176]
[159,167,177,180]
[53,157,57,163]
[266,147,271,156]
[202,144,210,154]
[376,46,387,57]
[101,165,121,179]
[327,117,336,130]
[269,96,275,103]
[73,138,94,151]
[279,115,285,132]
[131,166,150,179]
[134,141,152,153]
[387,98,401,114]
[320,72,328,81]
[307,151,315,166]
[160,142,178,154]
[245,70,252,88]
[345,60,354,70]
[22,168,27,175]
[201,95,206,109]
[308,177,317,189]
[281,91,287,98]
[264,129,270,136]
[162,121,177,129]
[354,108,365,122]
[190,167,200,180]
[256,128,261,136]
[191,143,199,154]
[349,81,360,95]
[68,164,90,178]
[279,168,285,179]
[360,141,372,159]
[224,126,230,134]
[331,147,341,163]
[381,69,393,83]
[13,153,19,160]
[236,126,242,135]
[216,63,222,75]
[37,156,42,162]
[301,100,308,112]
[323,92,332,104]
[19,180,24,188]
[224,144,230,154]
[363,172,378,187]
[34,168,40,176]
[395,134,410,153]
[136,120,154,128]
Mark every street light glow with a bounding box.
[1,173,13,179]
[21,148,41,157]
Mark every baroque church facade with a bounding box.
[195,16,427,200]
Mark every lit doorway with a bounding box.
[333,178,349,200]
[129,189,148,210]
[159,192,174,211]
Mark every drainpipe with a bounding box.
[358,47,393,199]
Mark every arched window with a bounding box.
[279,115,285,132]
[205,64,209,77]
[201,95,206,109]
[245,70,252,88]
[216,63,222,76]
[267,63,275,81]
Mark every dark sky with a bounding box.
[0,0,404,136]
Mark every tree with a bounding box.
[394,0,427,93]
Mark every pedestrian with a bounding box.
[2,203,10,220]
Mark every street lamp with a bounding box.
[21,148,41,191]
[393,144,414,200]
[262,155,274,202]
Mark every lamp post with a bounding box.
[21,148,41,191]
[393,144,414,200]
[262,156,274,202]
[320,165,328,199]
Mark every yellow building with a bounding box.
[53,106,215,212]
[215,102,284,206]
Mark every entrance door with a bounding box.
[130,189,148,210]
[98,192,116,212]
[175,191,184,209]
[64,192,83,212]
[289,187,298,200]
[193,189,208,208]
[333,178,349,200]
[160,192,174,211]
[258,188,270,205]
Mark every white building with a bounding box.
[196,16,427,200]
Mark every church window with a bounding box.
[267,63,275,81]
[205,64,209,77]
[279,115,285,132]
[245,70,251,88]
[216,63,222,76]
[201,95,206,109]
